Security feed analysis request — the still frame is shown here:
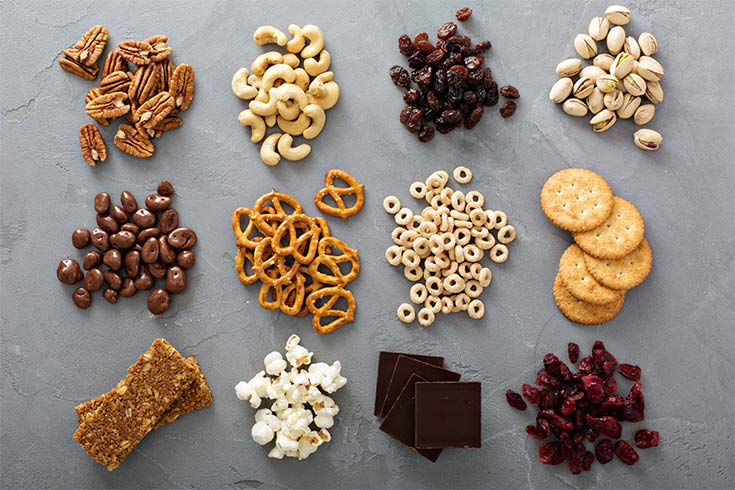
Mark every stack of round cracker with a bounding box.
[541,168,652,324]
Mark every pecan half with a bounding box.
[64,25,108,67]
[128,63,159,105]
[118,40,154,65]
[114,124,155,158]
[153,115,183,132]
[135,92,175,129]
[101,49,129,79]
[79,123,107,166]
[155,58,175,92]
[169,64,195,110]
[86,92,130,119]
[58,57,99,80]
[145,35,173,63]
[100,71,131,94]
[86,87,110,126]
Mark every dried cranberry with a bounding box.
[499,101,517,118]
[560,398,576,416]
[568,343,580,364]
[592,340,606,352]
[398,34,414,56]
[622,383,645,422]
[578,356,594,373]
[618,363,642,381]
[455,7,472,21]
[604,377,618,395]
[595,439,614,464]
[614,440,640,465]
[389,65,411,88]
[600,394,624,416]
[539,388,563,410]
[526,424,547,440]
[417,124,434,142]
[538,442,565,465]
[437,21,458,40]
[505,390,527,411]
[544,353,562,374]
[500,84,520,99]
[582,375,606,405]
[536,418,551,438]
[535,369,561,387]
[634,429,659,448]
[593,349,618,371]
[521,384,541,405]
[586,415,622,438]
[539,410,573,431]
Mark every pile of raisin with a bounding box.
[505,341,659,475]
[389,8,519,142]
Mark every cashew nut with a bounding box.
[249,88,278,116]
[237,109,266,143]
[308,73,340,110]
[302,104,326,139]
[277,111,310,136]
[261,64,296,91]
[293,68,310,92]
[247,74,263,89]
[282,53,300,68]
[254,88,269,102]
[265,113,277,128]
[304,50,331,77]
[251,51,283,76]
[277,99,302,121]
[231,68,258,100]
[260,133,282,166]
[277,134,311,161]
[287,24,306,54]
[274,83,309,109]
[300,25,324,59]
[307,71,333,98]
[253,26,288,46]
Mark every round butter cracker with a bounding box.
[553,273,625,325]
[583,237,652,290]
[573,196,645,259]
[540,168,614,232]
[559,244,625,305]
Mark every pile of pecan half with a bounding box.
[59,25,195,164]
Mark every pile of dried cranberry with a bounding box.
[506,340,659,474]
[389,7,519,142]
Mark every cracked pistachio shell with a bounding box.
[607,26,626,55]
[623,73,647,96]
[573,77,595,99]
[556,58,583,77]
[549,77,574,103]
[604,90,624,111]
[593,53,615,71]
[596,74,620,93]
[617,93,641,119]
[645,80,664,104]
[610,52,634,79]
[624,36,641,60]
[587,88,605,114]
[634,104,656,125]
[563,98,589,117]
[637,56,664,81]
[590,108,617,132]
[605,5,631,25]
[580,65,606,83]
[588,17,610,41]
[638,32,658,56]
[634,128,662,150]
[574,33,598,59]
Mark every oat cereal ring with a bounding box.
[424,256,440,272]
[440,232,456,251]
[469,262,482,278]
[468,299,485,319]
[497,225,516,244]
[451,191,466,211]
[465,191,484,208]
[454,244,465,263]
[403,265,422,282]
[475,231,496,250]
[434,253,450,270]
[272,213,320,264]
[458,262,473,279]
[471,226,490,239]
[425,276,443,296]
[252,237,300,286]
[441,260,458,277]
[314,169,365,220]
[306,285,355,334]
[397,303,416,323]
[417,307,435,327]
[428,235,444,255]
[409,181,428,199]
[394,207,413,226]
[309,236,360,285]
[385,245,404,266]
[477,267,492,287]
[399,229,419,247]
[490,244,509,263]
[469,208,487,227]
[453,166,473,184]
[401,249,421,268]
[464,244,483,263]
[410,283,428,304]
[408,215,423,230]
[454,227,471,246]
[412,237,431,258]
[431,170,449,185]
[383,196,401,214]
[443,274,465,294]
[492,210,508,229]
[430,195,443,209]
[454,293,471,311]
[441,296,453,314]
[235,248,259,285]
[425,295,442,314]
[464,280,483,298]
[450,209,469,221]
[391,227,405,245]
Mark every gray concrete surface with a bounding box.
[1,0,734,488]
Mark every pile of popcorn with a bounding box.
[235,334,347,459]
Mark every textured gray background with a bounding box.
[1,0,734,489]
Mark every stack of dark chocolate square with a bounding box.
[374,352,481,462]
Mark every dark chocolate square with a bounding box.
[374,352,444,416]
[379,356,460,418]
[379,374,442,462]
[415,382,482,449]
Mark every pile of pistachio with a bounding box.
[549,5,664,151]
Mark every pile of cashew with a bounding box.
[231,24,340,166]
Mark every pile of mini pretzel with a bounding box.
[231,171,364,334]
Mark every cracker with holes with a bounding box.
[540,168,614,232]
[573,196,644,260]
[558,244,625,305]
[553,273,625,325]
[583,237,652,290]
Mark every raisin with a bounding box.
[434,69,447,94]
[618,363,642,381]
[426,48,446,65]
[440,109,462,124]
[464,56,482,71]
[412,65,432,86]
[568,343,580,364]
[595,439,614,464]
[426,91,442,112]
[499,101,517,118]
[403,88,421,105]
[462,106,482,129]
[634,429,659,448]
[398,34,414,56]
[484,81,499,106]
[448,64,469,81]
[437,22,458,40]
[614,440,640,465]
[462,90,477,105]
[406,110,423,133]
[505,390,527,411]
[412,31,435,54]
[389,65,411,88]
[456,7,472,21]
[399,106,414,125]
[417,124,434,142]
[435,122,456,134]
[500,84,520,99]
[407,51,426,69]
